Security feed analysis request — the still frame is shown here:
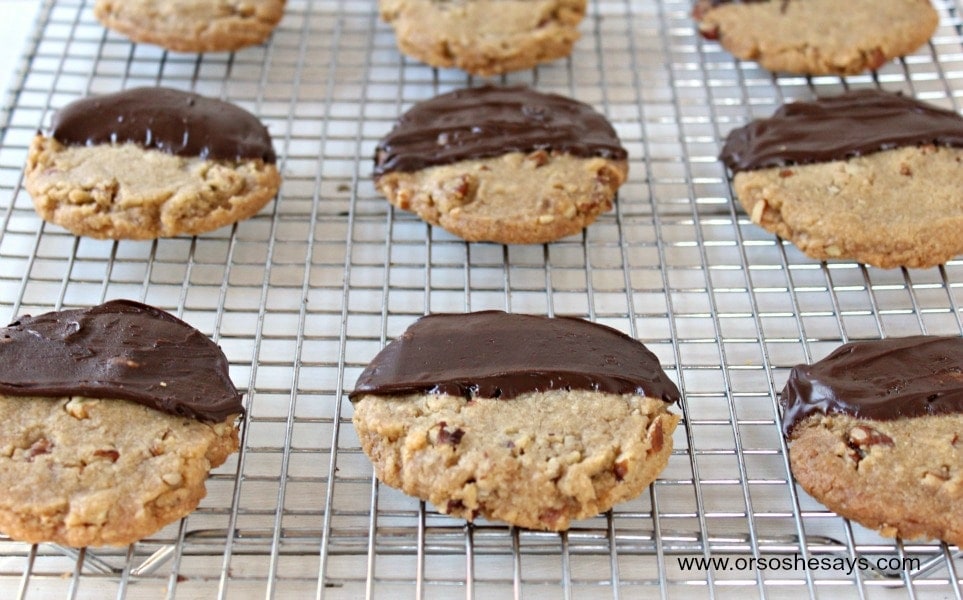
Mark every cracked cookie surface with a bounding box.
[25,87,280,240]
[25,137,280,240]
[379,0,586,75]
[376,152,627,244]
[732,145,963,268]
[788,413,963,546]
[94,0,286,53]
[693,0,938,75]
[353,390,678,531]
[0,395,239,547]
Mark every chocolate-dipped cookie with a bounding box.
[0,300,242,547]
[24,87,280,240]
[94,0,286,53]
[374,85,628,244]
[720,90,963,269]
[781,335,963,546]
[379,0,586,76]
[693,0,938,75]
[350,311,680,531]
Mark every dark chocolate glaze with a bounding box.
[50,87,276,163]
[780,336,963,436]
[350,311,681,403]
[373,85,627,176]
[0,300,243,422]
[720,89,963,172]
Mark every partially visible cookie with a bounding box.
[94,0,286,53]
[0,300,243,547]
[693,0,938,75]
[781,336,963,546]
[0,395,239,548]
[720,90,963,269]
[378,0,586,76]
[374,85,628,244]
[25,87,280,240]
[350,311,680,531]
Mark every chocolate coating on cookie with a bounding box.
[0,300,243,422]
[374,85,627,176]
[720,90,963,172]
[50,87,276,163]
[780,336,963,435]
[350,311,680,402]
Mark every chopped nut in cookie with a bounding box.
[350,311,680,531]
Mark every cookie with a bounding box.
[24,87,280,240]
[0,300,243,547]
[719,90,963,269]
[693,0,938,75]
[378,0,586,76]
[374,85,628,244]
[350,311,680,531]
[781,336,963,546]
[93,0,286,53]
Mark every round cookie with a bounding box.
[378,0,586,76]
[781,336,963,546]
[693,0,938,75]
[350,311,680,531]
[24,87,280,240]
[374,85,628,245]
[720,90,963,269]
[0,300,244,547]
[94,0,286,53]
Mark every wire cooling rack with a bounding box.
[1,0,962,597]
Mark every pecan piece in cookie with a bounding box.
[351,311,680,531]
[0,300,243,547]
[721,90,963,268]
[374,85,628,244]
[782,336,963,546]
[25,87,279,240]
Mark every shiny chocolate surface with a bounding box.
[374,85,626,176]
[0,300,243,422]
[50,87,276,163]
[781,335,963,435]
[720,90,963,172]
[351,311,680,403]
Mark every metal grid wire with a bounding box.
[0,0,962,597]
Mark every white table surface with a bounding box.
[0,0,41,102]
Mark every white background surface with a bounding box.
[0,1,39,100]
